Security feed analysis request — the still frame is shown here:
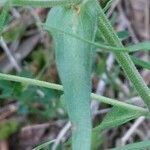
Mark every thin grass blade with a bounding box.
[131,56,150,70]
[110,140,150,150]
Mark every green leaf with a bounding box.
[117,31,129,41]
[110,140,150,150]
[93,106,144,137]
[103,0,113,12]
[131,56,150,70]
[92,130,102,150]
[92,106,145,149]
[0,0,9,34]
[128,41,150,52]
[45,1,99,150]
[33,140,55,150]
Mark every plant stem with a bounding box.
[44,24,150,53]
[0,0,76,7]
[0,73,63,91]
[44,24,128,52]
[0,73,148,115]
[97,5,150,109]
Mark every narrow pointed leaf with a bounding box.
[33,140,55,150]
[93,106,145,134]
[92,106,147,149]
[103,0,113,12]
[92,106,145,150]
[128,41,150,52]
[110,140,150,150]
[131,56,150,70]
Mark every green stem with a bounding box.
[44,24,150,53]
[0,73,148,115]
[44,24,128,52]
[97,5,150,109]
[0,0,76,7]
